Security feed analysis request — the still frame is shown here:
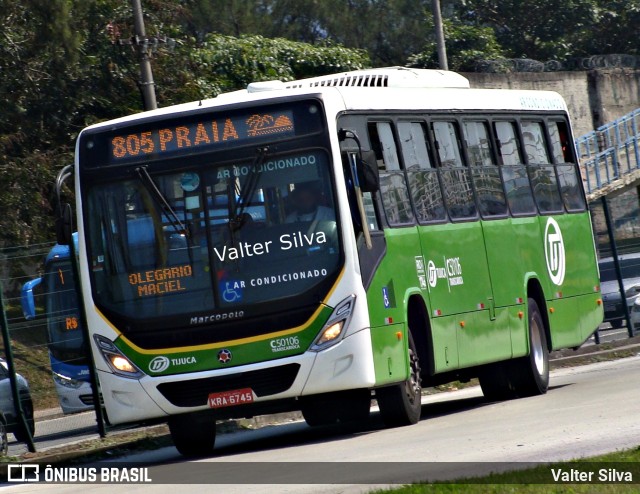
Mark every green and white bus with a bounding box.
[70,67,603,455]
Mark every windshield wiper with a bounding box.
[135,166,189,238]
[229,146,269,231]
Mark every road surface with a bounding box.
[4,354,640,492]
[8,411,99,457]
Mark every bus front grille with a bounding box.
[156,363,301,408]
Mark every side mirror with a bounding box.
[55,203,73,246]
[357,150,380,193]
[21,277,42,320]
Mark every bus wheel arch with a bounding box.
[526,278,552,353]
[407,294,432,378]
[375,294,427,427]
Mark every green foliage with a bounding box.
[456,0,599,60]
[192,34,369,97]
[407,18,505,71]
[0,0,367,246]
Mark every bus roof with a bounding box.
[79,67,568,134]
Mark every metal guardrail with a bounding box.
[576,108,640,196]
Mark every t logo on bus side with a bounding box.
[544,217,565,286]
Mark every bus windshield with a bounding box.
[85,148,341,328]
[44,260,86,365]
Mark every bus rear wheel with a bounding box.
[169,411,216,457]
[376,332,422,427]
[479,362,515,401]
[300,389,371,427]
[509,298,550,397]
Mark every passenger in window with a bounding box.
[285,181,334,223]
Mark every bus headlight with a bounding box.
[94,335,143,378]
[52,372,84,389]
[311,295,355,351]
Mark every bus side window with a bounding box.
[494,121,523,166]
[397,122,432,169]
[463,121,506,218]
[398,121,446,223]
[521,121,550,164]
[368,122,401,171]
[556,164,586,212]
[501,165,537,215]
[368,122,414,226]
[529,165,564,214]
[548,120,573,163]
[441,168,477,220]
[548,119,584,212]
[432,121,464,167]
[463,121,496,166]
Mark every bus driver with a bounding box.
[285,181,333,223]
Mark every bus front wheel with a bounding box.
[169,411,216,457]
[300,389,371,427]
[376,332,422,427]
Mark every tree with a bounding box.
[456,0,598,60]
[191,34,370,97]
[407,17,505,71]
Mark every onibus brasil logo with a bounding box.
[544,217,565,286]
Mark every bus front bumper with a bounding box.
[99,327,375,425]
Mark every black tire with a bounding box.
[169,411,216,457]
[13,399,35,444]
[0,419,8,457]
[301,389,371,427]
[610,319,624,329]
[479,362,515,401]
[509,298,550,397]
[376,332,422,427]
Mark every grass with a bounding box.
[1,317,61,411]
[372,448,640,493]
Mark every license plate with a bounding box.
[208,388,254,408]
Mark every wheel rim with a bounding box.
[405,347,421,404]
[530,315,546,376]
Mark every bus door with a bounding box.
[415,120,505,369]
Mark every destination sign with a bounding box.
[110,110,295,161]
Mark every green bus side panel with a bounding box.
[370,323,409,385]
[366,226,423,329]
[366,226,424,386]
[482,217,541,308]
[418,222,494,316]
[509,304,528,358]
[364,208,602,379]
[546,296,581,349]
[546,293,603,350]
[537,213,602,350]
[457,308,511,367]
[578,293,604,342]
[537,213,600,300]
[419,221,512,368]
[430,315,459,372]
